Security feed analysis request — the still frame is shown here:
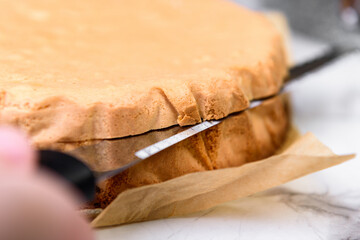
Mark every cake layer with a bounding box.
[77,94,290,209]
[0,0,287,144]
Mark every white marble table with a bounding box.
[96,35,360,240]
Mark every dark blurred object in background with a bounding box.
[235,0,360,49]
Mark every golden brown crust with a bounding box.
[0,0,287,144]
[88,95,290,209]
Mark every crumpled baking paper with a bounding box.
[90,126,354,227]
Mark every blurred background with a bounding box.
[234,0,360,121]
[235,0,360,50]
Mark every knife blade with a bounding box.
[38,47,347,201]
[92,98,268,183]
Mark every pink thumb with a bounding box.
[0,126,36,176]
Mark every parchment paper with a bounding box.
[91,126,355,227]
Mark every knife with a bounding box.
[39,47,346,202]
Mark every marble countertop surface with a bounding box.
[96,33,360,240]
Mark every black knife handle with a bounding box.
[38,150,96,202]
[288,47,347,81]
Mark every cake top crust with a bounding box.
[0,0,287,143]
